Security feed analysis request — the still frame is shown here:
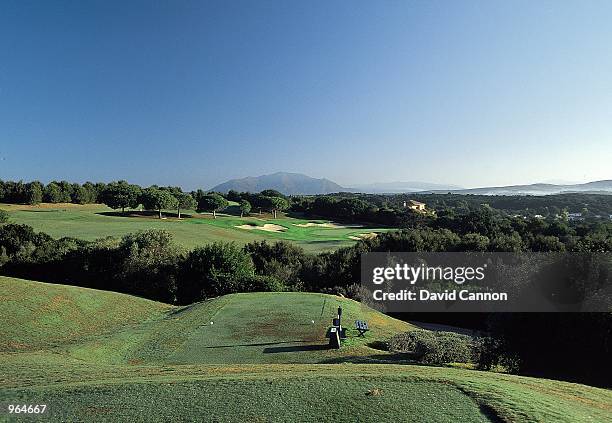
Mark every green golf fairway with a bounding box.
[0,203,392,252]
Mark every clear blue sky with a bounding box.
[1,0,611,189]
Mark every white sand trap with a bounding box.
[236,223,287,233]
[294,222,364,229]
[348,232,379,241]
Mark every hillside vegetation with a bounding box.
[2,277,612,422]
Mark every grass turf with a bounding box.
[1,277,413,364]
[1,277,611,422]
[0,203,391,253]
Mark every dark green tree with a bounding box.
[100,181,141,213]
[260,189,285,198]
[227,190,242,202]
[178,242,254,302]
[43,182,63,203]
[25,182,43,205]
[118,229,182,303]
[197,193,228,218]
[268,196,289,218]
[93,182,107,202]
[175,192,197,219]
[459,233,490,252]
[239,199,251,217]
[71,184,90,204]
[58,180,74,203]
[140,187,178,219]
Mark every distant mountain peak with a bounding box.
[210,172,345,195]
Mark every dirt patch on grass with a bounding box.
[236,224,287,233]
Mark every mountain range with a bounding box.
[350,181,463,193]
[210,172,612,196]
[426,180,612,195]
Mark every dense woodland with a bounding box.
[1,179,611,386]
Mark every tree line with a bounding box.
[0,180,105,205]
[307,191,612,219]
[0,179,292,220]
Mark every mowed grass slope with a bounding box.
[68,291,413,365]
[0,276,170,352]
[1,276,413,364]
[0,203,390,252]
[1,278,611,422]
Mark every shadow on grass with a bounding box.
[478,404,505,423]
[199,340,331,353]
[367,340,388,351]
[96,211,194,219]
[319,353,415,364]
[263,344,330,353]
[221,205,242,216]
[21,210,63,212]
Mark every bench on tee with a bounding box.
[326,308,371,348]
[355,320,369,337]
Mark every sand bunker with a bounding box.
[348,232,378,241]
[236,223,287,233]
[293,222,363,229]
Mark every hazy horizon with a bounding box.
[1,169,609,193]
[1,1,611,188]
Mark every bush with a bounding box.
[388,330,473,365]
[472,336,504,370]
[244,240,309,289]
[431,331,472,364]
[475,337,520,374]
[208,273,286,296]
[0,224,39,257]
[117,230,183,303]
[0,209,9,224]
[178,242,255,303]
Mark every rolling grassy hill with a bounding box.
[2,276,611,422]
[1,277,412,365]
[0,203,390,252]
[0,277,170,353]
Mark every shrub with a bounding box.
[117,230,183,303]
[388,330,473,365]
[178,242,255,303]
[244,240,309,290]
[208,273,286,296]
[0,209,9,224]
[430,331,472,364]
[389,330,436,356]
[0,224,39,257]
[472,336,502,370]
